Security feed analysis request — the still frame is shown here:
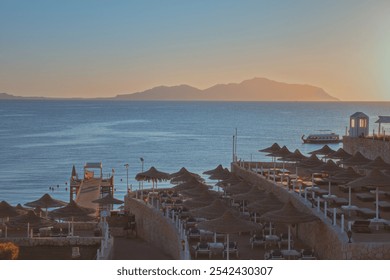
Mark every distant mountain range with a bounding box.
[1,77,339,101]
[116,78,338,101]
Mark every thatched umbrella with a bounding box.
[6,210,57,237]
[223,181,252,195]
[216,173,242,187]
[360,156,390,171]
[135,166,170,193]
[258,143,281,154]
[190,200,234,220]
[172,177,211,192]
[346,169,390,220]
[25,193,67,217]
[326,167,362,209]
[328,148,352,161]
[309,160,343,198]
[341,152,371,167]
[170,167,202,180]
[231,186,265,203]
[268,146,293,182]
[178,184,213,197]
[308,145,336,159]
[182,193,217,209]
[298,154,323,169]
[197,210,261,259]
[260,200,319,250]
[92,193,124,206]
[280,149,308,189]
[0,201,20,219]
[50,200,96,235]
[246,193,282,223]
[209,168,231,181]
[170,172,205,184]
[203,164,224,175]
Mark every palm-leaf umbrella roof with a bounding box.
[203,164,224,175]
[246,193,282,214]
[223,181,252,195]
[0,201,20,218]
[231,186,265,202]
[283,149,308,162]
[190,200,234,220]
[177,184,213,196]
[6,210,56,229]
[170,172,205,184]
[197,210,262,234]
[298,154,323,168]
[260,200,318,224]
[216,173,242,187]
[209,168,231,180]
[309,160,343,175]
[25,193,68,209]
[50,200,96,220]
[308,145,336,156]
[182,193,217,209]
[341,152,372,166]
[135,166,170,182]
[346,169,390,220]
[92,193,124,205]
[266,145,293,158]
[258,143,281,153]
[360,156,390,171]
[326,167,362,183]
[328,148,352,160]
[172,177,211,191]
[169,167,201,179]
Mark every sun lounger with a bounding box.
[356,208,377,219]
[223,241,239,258]
[375,201,390,211]
[194,242,211,259]
[250,234,265,249]
[351,220,371,233]
[300,248,316,260]
[356,193,376,202]
[188,228,201,240]
[331,197,349,207]
[269,249,284,260]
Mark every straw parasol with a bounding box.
[172,177,211,192]
[170,167,202,180]
[360,156,390,171]
[170,172,205,184]
[216,173,242,187]
[308,145,336,158]
[223,181,252,195]
[246,193,282,223]
[209,168,231,181]
[189,200,234,220]
[328,148,352,161]
[197,210,262,259]
[135,166,170,193]
[203,164,224,175]
[346,169,390,221]
[258,143,281,154]
[260,200,319,250]
[309,160,343,198]
[0,201,20,218]
[182,193,217,209]
[268,146,293,181]
[341,151,371,167]
[92,193,124,205]
[7,210,56,229]
[298,154,323,169]
[231,186,265,203]
[25,193,68,217]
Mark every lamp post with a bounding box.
[140,158,144,199]
[124,163,129,192]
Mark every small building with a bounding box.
[349,112,369,137]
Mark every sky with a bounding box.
[0,0,389,101]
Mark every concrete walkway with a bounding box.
[112,237,173,260]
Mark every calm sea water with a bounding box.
[0,100,389,205]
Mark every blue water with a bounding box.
[0,100,389,205]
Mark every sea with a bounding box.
[0,100,389,206]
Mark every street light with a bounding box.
[140,158,144,199]
[124,163,129,192]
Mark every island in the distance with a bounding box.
[1,77,339,101]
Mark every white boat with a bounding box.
[301,131,342,144]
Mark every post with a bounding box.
[124,163,129,192]
[333,208,336,226]
[340,214,344,232]
[324,201,327,218]
[317,196,320,212]
[140,158,144,200]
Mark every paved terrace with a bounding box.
[233,161,390,259]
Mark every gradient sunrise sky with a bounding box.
[0,0,389,101]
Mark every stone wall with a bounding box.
[124,196,181,259]
[232,162,390,260]
[343,136,390,162]
[0,236,102,247]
